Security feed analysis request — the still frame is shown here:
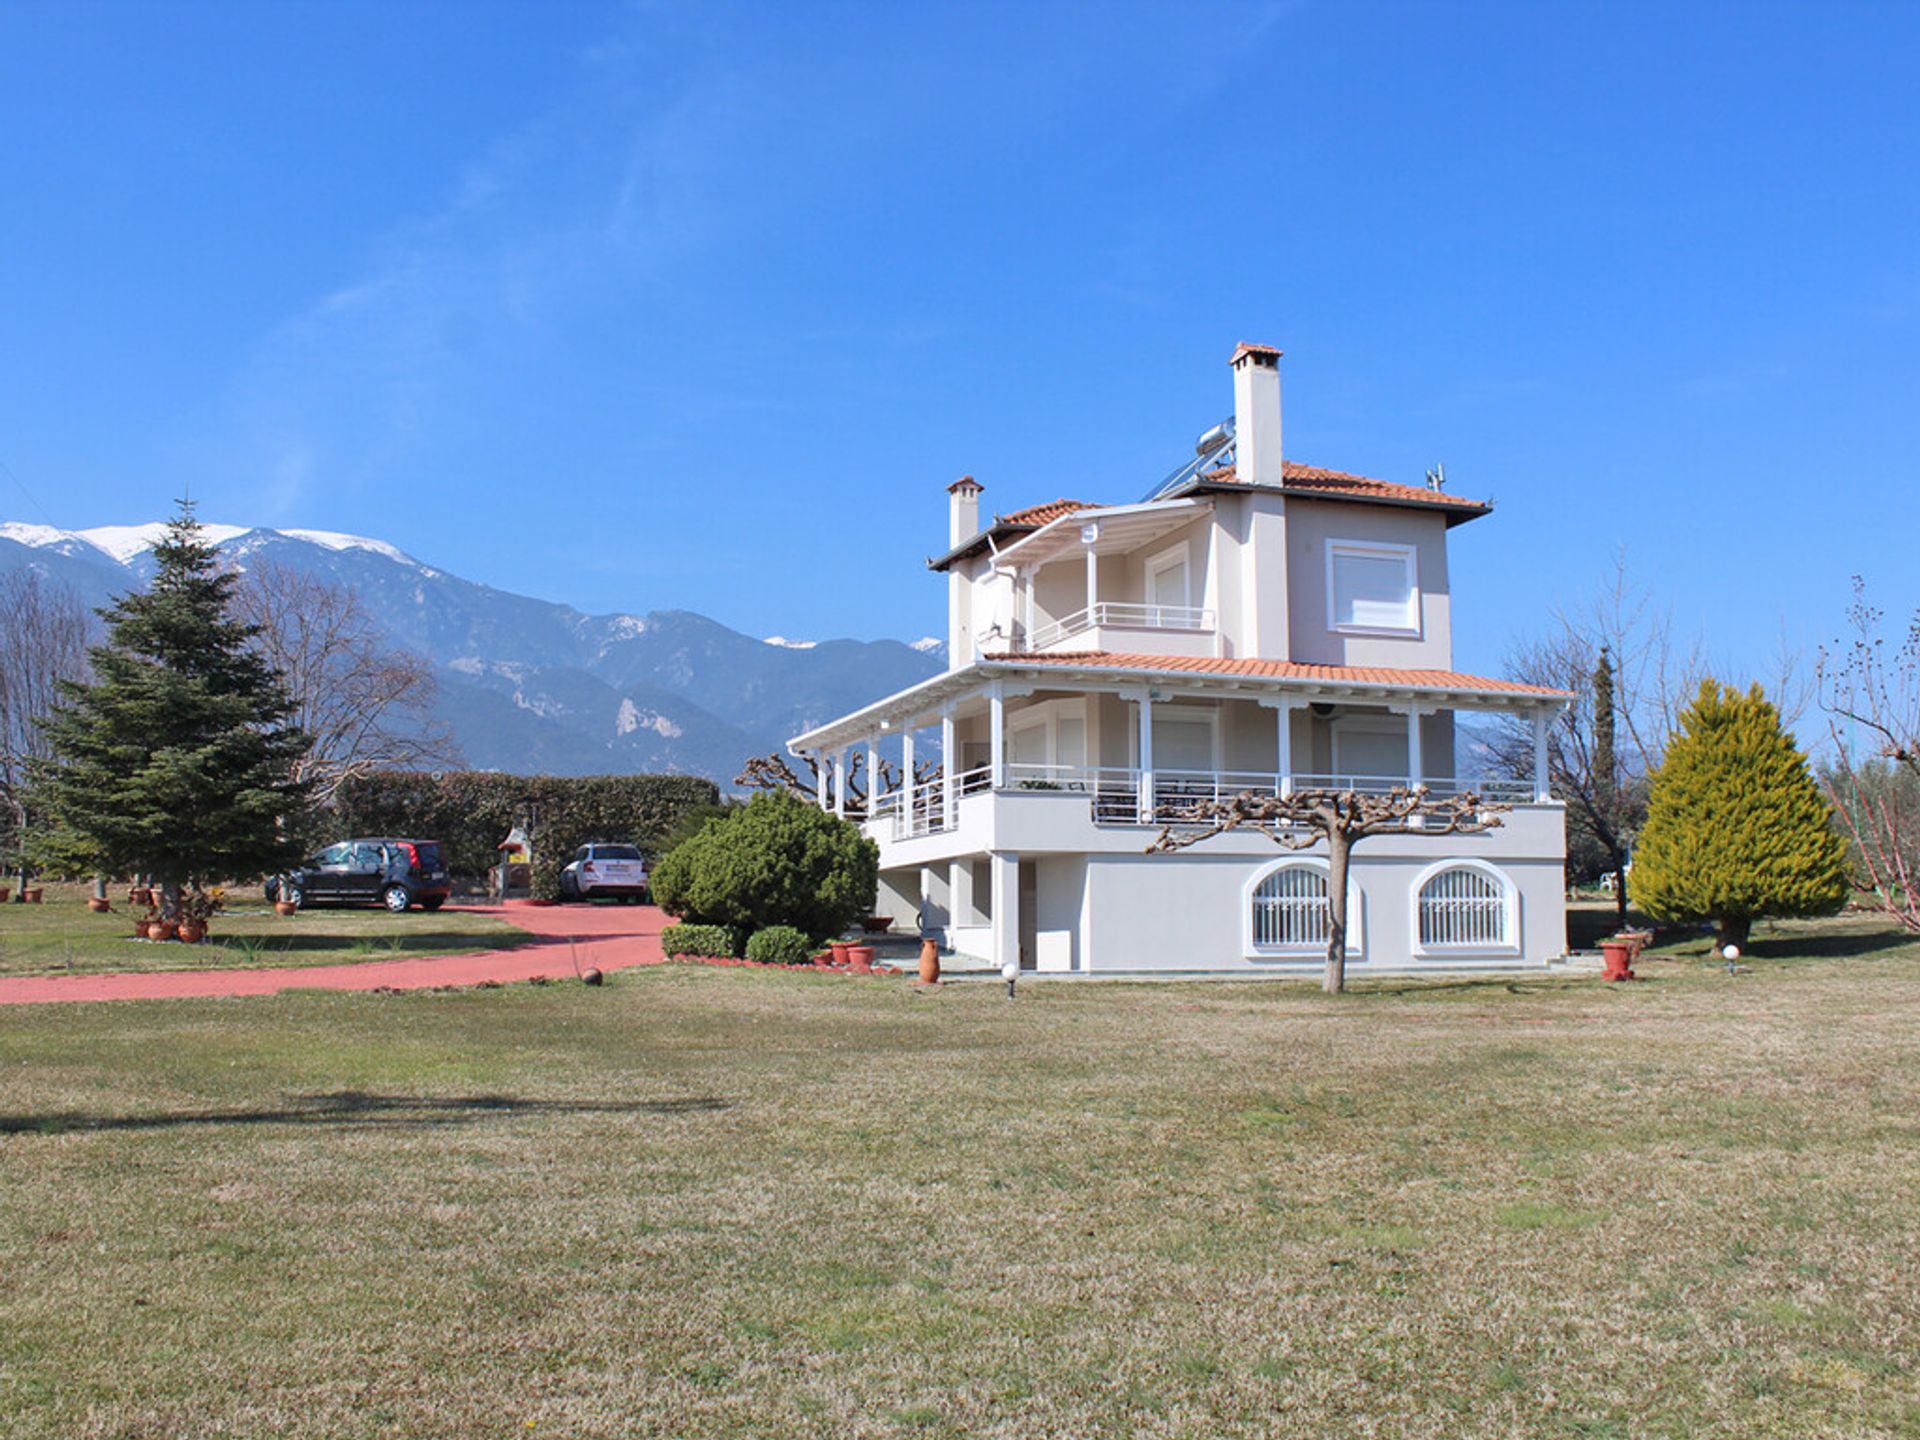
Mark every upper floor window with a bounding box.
[1327,540,1419,636]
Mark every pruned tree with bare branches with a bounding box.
[0,570,90,890]
[234,561,459,808]
[1817,579,1920,932]
[1149,787,1509,994]
[737,749,940,818]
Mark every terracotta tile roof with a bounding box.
[1231,341,1283,363]
[1197,461,1488,512]
[997,498,1093,527]
[982,650,1571,698]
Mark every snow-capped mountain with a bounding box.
[0,521,944,784]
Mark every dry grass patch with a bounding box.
[2,918,1918,1436]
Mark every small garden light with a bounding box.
[1001,959,1018,1000]
[1722,942,1740,976]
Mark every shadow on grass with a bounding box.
[0,1090,728,1136]
[203,930,541,958]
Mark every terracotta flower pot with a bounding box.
[0,887,10,904]
[88,897,112,913]
[275,900,298,917]
[847,944,876,974]
[918,937,941,985]
[829,941,851,967]
[151,919,179,942]
[177,920,206,944]
[24,888,42,904]
[812,950,832,967]
[133,918,152,939]
[1600,939,1634,982]
[129,887,152,907]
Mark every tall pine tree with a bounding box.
[1633,679,1847,949]
[34,501,312,909]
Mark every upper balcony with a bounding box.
[1018,601,1218,658]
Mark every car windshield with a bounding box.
[594,845,643,861]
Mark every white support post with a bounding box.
[1137,691,1155,821]
[1083,524,1099,622]
[989,683,1006,788]
[990,851,1020,974]
[864,737,877,815]
[1270,697,1296,797]
[941,705,957,828]
[814,751,828,810]
[833,749,847,818]
[949,856,973,929]
[1406,706,1425,789]
[1532,708,1551,802]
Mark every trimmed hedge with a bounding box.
[330,771,719,880]
[650,791,877,942]
[660,923,736,959]
[744,925,812,967]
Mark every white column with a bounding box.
[1137,691,1154,819]
[833,749,847,817]
[1532,708,1551,802]
[1084,540,1098,620]
[814,752,828,809]
[989,683,1006,787]
[1406,706,1425,788]
[949,856,974,929]
[864,737,877,814]
[990,851,1020,973]
[941,704,957,827]
[1271,697,1296,797]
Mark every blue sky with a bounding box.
[3,1,1917,681]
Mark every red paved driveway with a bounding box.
[0,902,668,1006]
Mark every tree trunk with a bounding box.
[1323,830,1352,994]
[1611,856,1629,928]
[1715,914,1751,951]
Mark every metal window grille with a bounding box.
[1418,867,1507,948]
[1251,865,1330,949]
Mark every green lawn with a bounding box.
[2,919,1917,1437]
[0,885,531,976]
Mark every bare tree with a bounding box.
[737,749,939,818]
[234,561,459,806]
[1817,579,1920,932]
[1148,787,1507,994]
[0,570,90,888]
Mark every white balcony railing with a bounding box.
[865,765,1538,840]
[1023,602,1214,652]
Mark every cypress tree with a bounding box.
[1632,679,1847,949]
[33,501,313,909]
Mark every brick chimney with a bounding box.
[1230,343,1283,488]
[947,475,982,546]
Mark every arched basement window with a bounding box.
[1416,862,1514,950]
[1248,861,1361,955]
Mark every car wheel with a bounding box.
[285,884,304,910]
[558,874,576,902]
[382,884,412,914]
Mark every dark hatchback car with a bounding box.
[265,838,452,913]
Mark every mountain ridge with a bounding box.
[0,520,945,784]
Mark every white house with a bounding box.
[789,343,1571,975]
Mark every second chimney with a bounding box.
[947,475,982,546]
[1230,343,1283,488]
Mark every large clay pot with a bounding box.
[23,888,41,904]
[177,920,205,944]
[918,937,940,985]
[1600,939,1634,982]
[829,941,851,967]
[275,900,298,918]
[133,918,152,939]
[129,887,152,907]
[151,919,179,942]
[847,944,876,975]
[0,887,10,904]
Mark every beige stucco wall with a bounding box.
[1281,499,1452,668]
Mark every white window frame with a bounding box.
[1131,702,1220,774]
[1330,714,1410,781]
[1410,858,1520,957]
[1325,538,1421,638]
[1144,541,1191,621]
[1007,697,1090,776]
[1243,856,1364,959]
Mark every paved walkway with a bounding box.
[0,903,668,1006]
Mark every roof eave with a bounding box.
[1175,478,1493,527]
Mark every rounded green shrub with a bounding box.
[745,925,812,966]
[659,923,736,958]
[649,791,878,942]
[529,853,565,903]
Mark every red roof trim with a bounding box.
[981,650,1570,697]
